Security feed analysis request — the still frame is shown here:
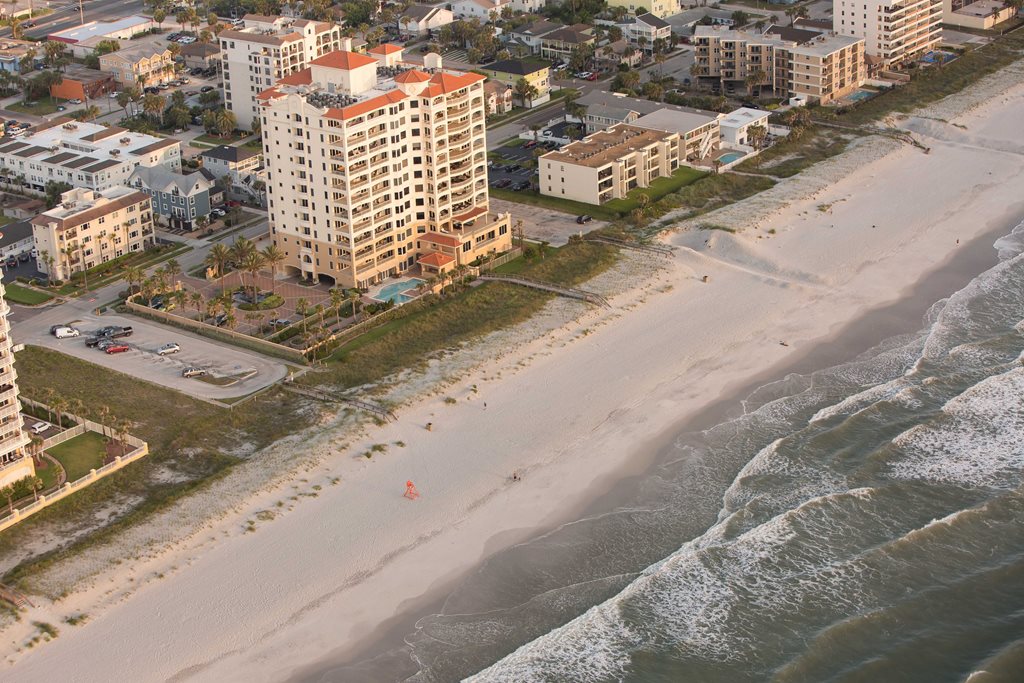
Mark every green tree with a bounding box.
[215,108,237,137]
[1,484,13,514]
[260,244,286,295]
[731,10,750,27]
[512,77,538,107]
[44,181,73,208]
[204,242,232,294]
[154,8,166,30]
[142,92,165,121]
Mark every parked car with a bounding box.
[110,91,120,98]
[190,67,204,75]
[586,73,599,81]
[511,181,531,191]
[270,318,293,327]
[523,140,537,149]
[182,366,207,378]
[576,215,593,224]
[200,85,215,93]
[105,343,130,354]
[491,178,512,188]
[96,325,133,338]
[53,326,80,339]
[84,335,105,347]
[56,105,66,112]
[225,200,241,207]
[30,422,48,435]
[96,338,117,351]
[574,71,591,79]
[68,98,82,104]
[213,313,228,327]
[506,164,522,172]
[157,342,181,356]
[5,256,16,268]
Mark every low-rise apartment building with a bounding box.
[719,107,770,146]
[49,64,117,101]
[180,42,221,70]
[398,5,455,36]
[0,39,39,75]
[0,119,181,194]
[616,13,672,51]
[259,51,512,287]
[451,0,512,20]
[609,0,679,20]
[99,44,175,88]
[539,24,595,63]
[694,26,865,104]
[478,60,550,107]
[0,282,32,490]
[220,14,344,130]
[128,166,220,231]
[834,0,942,68]
[31,186,154,282]
[506,20,562,55]
[539,123,680,205]
[942,0,1016,30]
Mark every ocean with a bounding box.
[315,222,1024,683]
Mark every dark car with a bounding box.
[491,178,512,188]
[511,181,531,191]
[190,67,204,75]
[17,252,29,262]
[96,325,133,338]
[5,256,16,268]
[96,338,117,351]
[85,335,105,347]
[200,85,215,93]
[213,313,228,327]
[506,164,522,172]
[576,215,593,224]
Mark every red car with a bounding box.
[586,73,599,81]
[225,200,241,207]
[105,343,130,354]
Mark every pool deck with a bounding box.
[368,277,425,304]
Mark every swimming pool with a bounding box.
[847,90,874,103]
[375,278,425,304]
[718,151,745,164]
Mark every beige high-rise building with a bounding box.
[694,26,865,105]
[260,49,512,287]
[834,0,942,67]
[31,186,155,282]
[220,14,344,131]
[0,284,32,489]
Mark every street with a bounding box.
[2,0,151,40]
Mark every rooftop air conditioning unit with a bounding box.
[110,149,121,156]
[120,137,131,144]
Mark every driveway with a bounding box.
[16,310,287,402]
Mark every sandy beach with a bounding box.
[4,60,1024,682]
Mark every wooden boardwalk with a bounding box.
[584,235,674,257]
[282,384,397,422]
[0,583,34,610]
[478,274,610,307]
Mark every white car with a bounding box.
[53,326,80,339]
[30,421,49,435]
[157,342,181,356]
[178,36,197,44]
[68,98,83,104]
[109,91,120,99]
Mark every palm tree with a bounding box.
[124,265,144,294]
[142,93,165,122]
[28,434,43,467]
[241,250,266,304]
[1,485,14,514]
[30,476,44,501]
[205,243,231,295]
[329,287,345,324]
[296,297,309,332]
[190,290,205,316]
[165,257,182,284]
[173,288,187,312]
[260,244,285,295]
[513,78,539,107]
[52,396,67,430]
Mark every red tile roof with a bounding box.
[395,69,431,83]
[419,232,462,248]
[369,43,403,55]
[311,50,377,70]
[418,252,455,267]
[323,89,407,121]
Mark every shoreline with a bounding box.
[3,61,1023,683]
[296,199,1023,682]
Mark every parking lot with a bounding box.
[20,311,288,401]
[488,137,567,191]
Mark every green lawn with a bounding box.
[490,187,619,221]
[9,97,59,115]
[194,133,246,145]
[604,167,707,214]
[2,283,53,305]
[35,458,61,491]
[0,215,14,226]
[46,432,108,482]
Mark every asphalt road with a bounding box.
[3,0,151,40]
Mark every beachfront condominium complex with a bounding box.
[834,0,942,67]
[220,14,344,131]
[259,48,512,287]
[0,119,180,194]
[693,26,866,105]
[0,284,32,489]
[31,186,154,282]
[539,123,681,205]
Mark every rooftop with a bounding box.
[632,108,721,136]
[100,43,172,62]
[543,124,677,169]
[32,186,149,230]
[0,39,37,61]
[720,107,770,128]
[788,32,863,57]
[129,165,215,195]
[0,219,32,250]
[57,63,114,83]
[310,50,377,70]
[0,119,179,170]
[48,15,151,43]
[179,42,221,57]
[200,144,261,163]
[401,4,445,21]
[485,59,549,76]
[954,0,1009,17]
[579,91,719,127]
[766,25,822,43]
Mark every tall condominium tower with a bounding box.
[260,48,512,288]
[0,283,32,489]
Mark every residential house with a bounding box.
[180,42,221,70]
[478,59,550,107]
[0,281,32,489]
[594,39,642,71]
[451,0,512,21]
[128,165,220,231]
[483,80,513,115]
[99,44,176,88]
[0,119,181,194]
[2,198,45,219]
[719,107,770,146]
[608,0,679,20]
[199,144,265,205]
[49,64,117,101]
[617,13,672,51]
[539,24,595,63]
[0,218,32,261]
[834,0,941,68]
[31,186,154,281]
[398,5,455,36]
[259,51,511,286]
[0,39,39,74]
[506,19,562,55]
[219,14,344,130]
[510,0,548,12]
[539,123,681,205]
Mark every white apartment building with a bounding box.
[834,0,942,67]
[259,51,512,287]
[0,119,180,194]
[0,284,32,490]
[220,14,344,131]
[31,186,155,282]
